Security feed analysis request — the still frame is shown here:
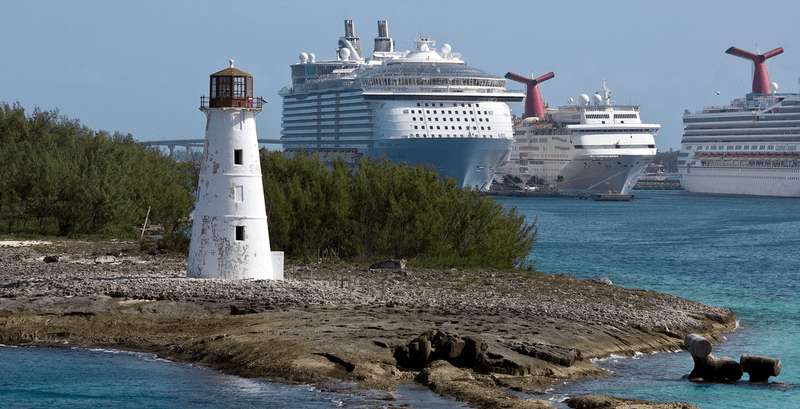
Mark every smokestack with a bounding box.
[505,72,555,119]
[374,20,393,52]
[341,20,363,58]
[725,46,783,94]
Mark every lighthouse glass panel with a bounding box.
[234,77,245,98]
[218,77,231,97]
[210,77,217,98]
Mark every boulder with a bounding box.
[94,255,116,264]
[414,360,474,386]
[369,259,406,270]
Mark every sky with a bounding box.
[3,0,800,152]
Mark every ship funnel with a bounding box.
[505,71,555,119]
[374,20,394,52]
[340,20,363,59]
[725,46,784,94]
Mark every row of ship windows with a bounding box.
[405,109,494,115]
[412,117,490,123]
[684,114,800,123]
[682,168,800,178]
[417,102,481,108]
[685,145,798,151]
[578,129,656,133]
[414,125,492,131]
[584,114,638,119]
[409,133,504,138]
[681,160,800,168]
[684,131,800,137]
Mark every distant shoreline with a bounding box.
[0,239,734,408]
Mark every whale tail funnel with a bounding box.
[725,46,783,94]
[505,71,555,119]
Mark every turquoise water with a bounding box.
[0,346,464,408]
[495,191,800,408]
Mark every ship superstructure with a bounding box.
[279,20,524,191]
[500,74,659,195]
[678,46,800,197]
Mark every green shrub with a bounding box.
[261,152,536,269]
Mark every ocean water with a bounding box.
[495,191,800,408]
[0,345,465,408]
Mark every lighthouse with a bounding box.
[188,60,277,280]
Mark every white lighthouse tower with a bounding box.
[188,60,276,280]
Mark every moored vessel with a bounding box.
[678,46,800,197]
[279,20,524,191]
[498,73,659,195]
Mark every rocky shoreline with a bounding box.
[0,239,736,408]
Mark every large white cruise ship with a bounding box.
[279,20,524,191]
[678,46,800,197]
[499,73,659,195]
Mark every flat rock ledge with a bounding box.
[0,240,737,409]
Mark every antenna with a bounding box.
[504,71,555,118]
[725,46,784,94]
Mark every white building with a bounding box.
[188,60,280,280]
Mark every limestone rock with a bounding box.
[414,360,474,386]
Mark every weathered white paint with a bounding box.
[187,106,277,279]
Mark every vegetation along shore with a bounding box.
[0,104,736,408]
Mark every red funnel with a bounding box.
[725,46,783,94]
[505,71,554,119]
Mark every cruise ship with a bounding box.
[279,20,524,191]
[678,46,800,197]
[499,73,659,195]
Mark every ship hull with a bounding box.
[365,137,513,191]
[558,153,654,195]
[679,166,800,197]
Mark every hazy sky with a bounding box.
[3,0,800,151]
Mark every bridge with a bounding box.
[138,138,282,156]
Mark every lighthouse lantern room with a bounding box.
[188,60,277,280]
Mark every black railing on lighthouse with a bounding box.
[200,96,266,109]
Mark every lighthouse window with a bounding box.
[235,226,245,241]
[217,76,231,98]
[234,149,243,165]
[235,186,244,202]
